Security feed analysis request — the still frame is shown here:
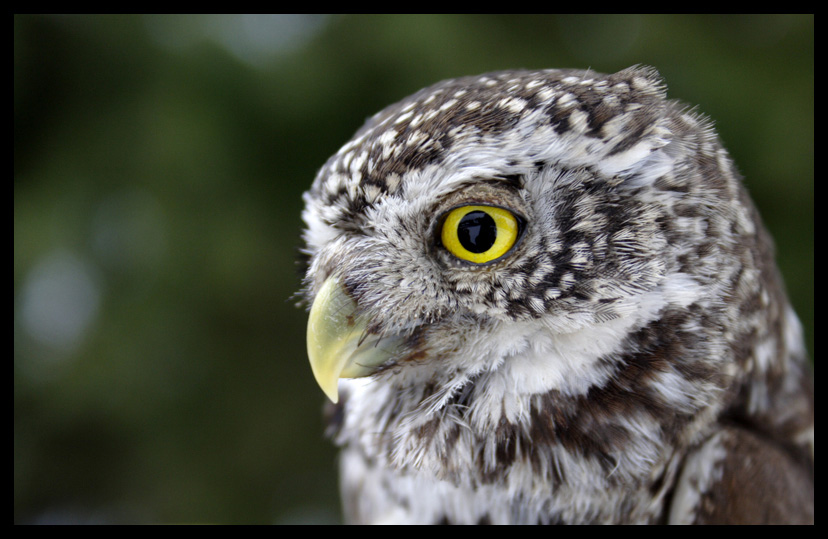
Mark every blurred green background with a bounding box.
[14,14,813,524]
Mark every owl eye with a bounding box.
[440,205,521,264]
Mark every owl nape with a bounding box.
[300,66,814,524]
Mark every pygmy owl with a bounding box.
[300,66,814,524]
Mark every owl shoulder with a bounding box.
[669,425,814,524]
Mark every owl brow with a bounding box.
[445,176,524,201]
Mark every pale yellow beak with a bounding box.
[306,276,404,403]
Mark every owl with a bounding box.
[299,66,813,524]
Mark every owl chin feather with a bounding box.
[301,65,814,524]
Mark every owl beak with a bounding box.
[306,275,403,403]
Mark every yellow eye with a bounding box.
[441,205,521,264]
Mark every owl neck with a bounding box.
[333,304,725,497]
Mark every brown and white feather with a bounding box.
[301,66,813,524]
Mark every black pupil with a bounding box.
[457,211,497,253]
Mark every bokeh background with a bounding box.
[14,14,813,524]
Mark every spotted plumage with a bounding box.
[300,66,813,524]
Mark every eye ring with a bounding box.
[440,205,522,264]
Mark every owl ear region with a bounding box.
[306,276,404,403]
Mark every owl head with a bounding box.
[299,65,753,406]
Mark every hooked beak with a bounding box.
[306,275,404,403]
